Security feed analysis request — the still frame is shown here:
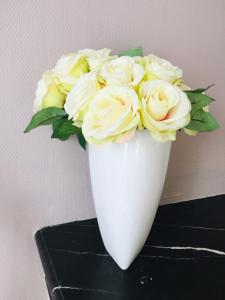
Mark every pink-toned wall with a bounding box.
[1,0,225,298]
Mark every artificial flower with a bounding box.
[33,71,66,113]
[64,73,100,127]
[139,80,191,142]
[100,56,145,87]
[78,48,115,71]
[82,85,140,144]
[144,55,183,85]
[53,53,89,93]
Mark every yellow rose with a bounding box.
[53,53,89,93]
[78,48,115,71]
[100,56,145,87]
[139,80,191,142]
[82,85,140,144]
[64,73,100,127]
[33,71,66,113]
[144,55,183,85]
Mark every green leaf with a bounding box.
[119,47,143,57]
[52,117,67,131]
[24,107,67,133]
[186,110,219,132]
[77,132,86,150]
[185,84,215,94]
[51,118,80,141]
[51,117,87,149]
[185,91,214,104]
[185,92,214,115]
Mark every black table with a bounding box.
[36,194,225,300]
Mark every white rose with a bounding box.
[82,85,140,144]
[33,71,66,113]
[78,48,115,71]
[100,56,145,87]
[144,54,183,85]
[139,80,191,142]
[53,53,89,93]
[64,73,100,127]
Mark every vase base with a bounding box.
[108,249,136,270]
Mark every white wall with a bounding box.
[1,0,225,299]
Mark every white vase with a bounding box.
[88,130,171,270]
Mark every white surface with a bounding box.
[89,131,171,269]
[0,0,225,298]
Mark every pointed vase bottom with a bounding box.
[88,131,171,270]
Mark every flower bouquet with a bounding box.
[25,47,219,269]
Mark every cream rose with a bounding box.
[139,80,191,142]
[53,53,89,93]
[78,48,115,71]
[144,55,183,85]
[82,85,140,144]
[64,73,100,127]
[100,56,145,87]
[33,71,66,113]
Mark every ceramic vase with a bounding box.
[88,130,171,270]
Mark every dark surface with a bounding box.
[36,194,225,300]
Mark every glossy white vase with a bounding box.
[88,130,171,270]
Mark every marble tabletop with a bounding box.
[36,194,225,300]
